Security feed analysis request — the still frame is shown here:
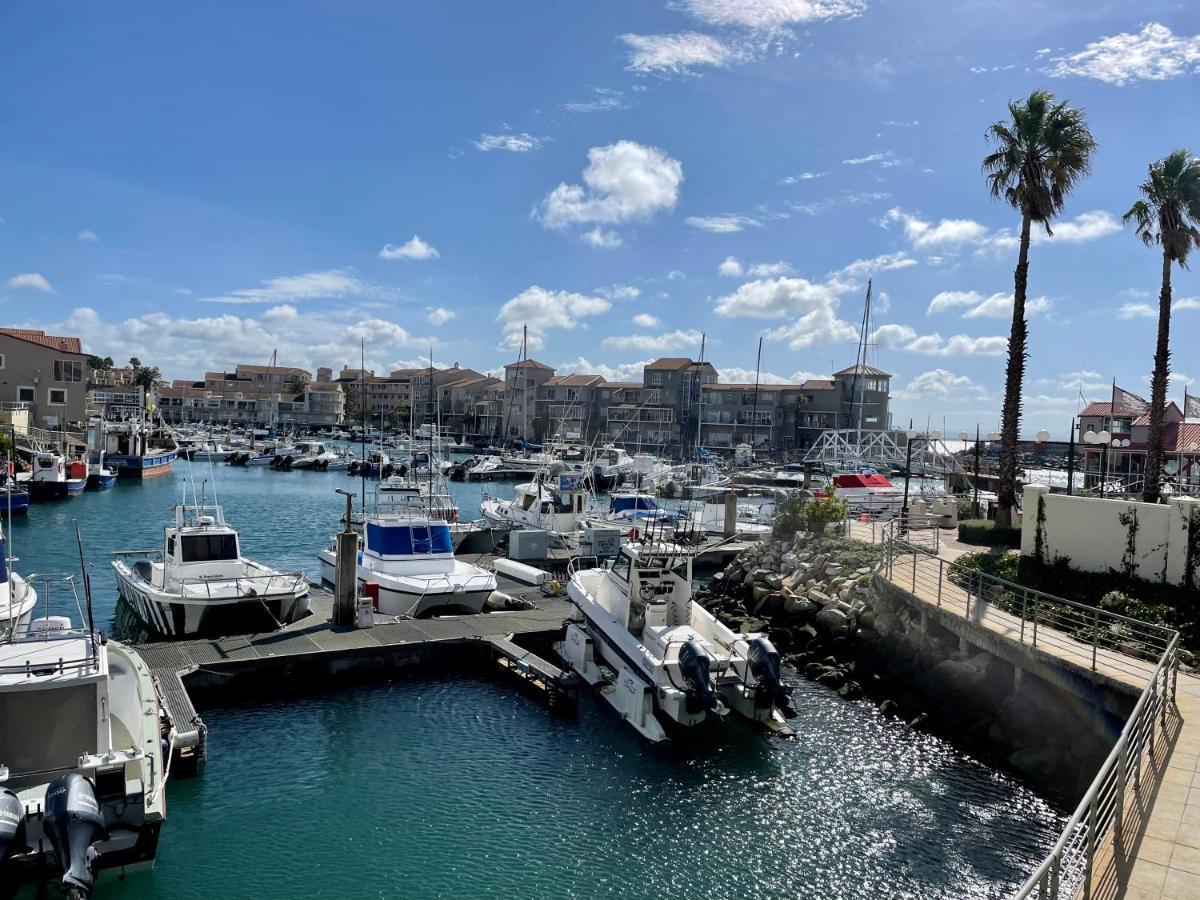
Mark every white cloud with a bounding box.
[684,214,760,233]
[987,210,1122,250]
[667,270,687,281]
[562,88,626,114]
[379,235,440,261]
[77,229,98,242]
[427,307,455,326]
[748,261,794,277]
[556,356,651,382]
[1119,302,1156,319]
[927,290,1050,318]
[684,0,867,29]
[826,251,917,289]
[496,286,611,350]
[1175,297,1200,311]
[631,313,661,328]
[894,369,989,401]
[714,276,841,319]
[200,269,392,305]
[621,32,735,74]
[603,329,704,352]
[881,207,989,248]
[539,141,683,234]
[595,284,641,301]
[1047,23,1200,85]
[581,227,623,249]
[842,150,897,166]
[474,132,545,152]
[871,323,1007,356]
[790,191,890,216]
[718,367,796,384]
[718,256,744,277]
[4,272,54,293]
[766,307,860,349]
[780,171,825,184]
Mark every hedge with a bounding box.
[957,519,1021,548]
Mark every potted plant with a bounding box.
[805,488,847,535]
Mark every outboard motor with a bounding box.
[747,637,796,718]
[678,639,722,715]
[44,774,105,898]
[0,788,25,863]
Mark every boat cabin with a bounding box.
[603,545,693,638]
[364,520,454,559]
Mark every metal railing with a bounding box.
[177,572,309,601]
[879,532,1181,900]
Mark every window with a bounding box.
[180,533,238,562]
[17,386,35,403]
[53,359,84,383]
[47,388,67,405]
[611,552,632,582]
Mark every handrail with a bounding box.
[878,526,1181,899]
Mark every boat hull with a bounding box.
[317,552,493,617]
[114,568,310,638]
[28,479,86,500]
[88,472,118,490]
[0,489,30,513]
[107,451,177,479]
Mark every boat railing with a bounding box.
[879,526,1181,899]
[177,571,309,600]
[0,632,101,677]
[112,548,164,560]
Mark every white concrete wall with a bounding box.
[1021,485,1200,587]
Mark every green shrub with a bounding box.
[771,496,808,541]
[957,519,1021,547]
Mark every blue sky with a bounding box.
[2,0,1198,437]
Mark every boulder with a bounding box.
[814,607,851,635]
[816,668,845,689]
[784,594,817,617]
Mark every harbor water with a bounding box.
[10,464,1064,899]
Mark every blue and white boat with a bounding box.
[0,529,37,638]
[88,413,177,480]
[0,477,29,515]
[28,453,87,501]
[318,494,496,618]
[87,452,118,490]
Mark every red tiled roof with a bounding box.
[645,357,693,371]
[0,328,84,354]
[505,359,553,370]
[546,374,602,387]
[1167,422,1200,452]
[802,379,837,391]
[1079,402,1112,417]
[1132,401,1183,427]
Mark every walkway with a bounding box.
[877,535,1197,899]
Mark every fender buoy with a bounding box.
[630,527,639,541]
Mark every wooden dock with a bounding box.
[137,574,576,776]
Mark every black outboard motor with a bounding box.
[678,639,721,715]
[44,774,105,898]
[747,637,796,718]
[0,788,25,863]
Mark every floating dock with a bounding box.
[137,569,577,776]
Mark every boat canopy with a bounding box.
[366,522,453,556]
[610,494,659,514]
[833,473,892,489]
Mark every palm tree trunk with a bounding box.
[996,213,1032,527]
[1143,252,1173,504]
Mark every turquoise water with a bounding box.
[9,464,1064,899]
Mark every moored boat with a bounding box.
[28,453,87,500]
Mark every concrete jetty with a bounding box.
[137,569,578,775]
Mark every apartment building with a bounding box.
[0,328,91,428]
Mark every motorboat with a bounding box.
[627,453,675,491]
[0,579,166,896]
[561,543,794,742]
[589,445,634,491]
[0,530,36,639]
[595,492,679,539]
[480,466,591,539]
[318,500,496,617]
[87,413,177,479]
[466,455,541,481]
[28,453,87,501]
[186,441,235,463]
[690,490,775,539]
[347,449,391,478]
[361,475,486,548]
[87,452,117,490]
[0,475,29,515]
[112,502,310,637]
[273,441,341,470]
[822,471,904,515]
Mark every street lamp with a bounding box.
[1084,430,1113,496]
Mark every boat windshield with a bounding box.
[181,533,239,562]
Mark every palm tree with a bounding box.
[1123,149,1200,504]
[982,90,1096,526]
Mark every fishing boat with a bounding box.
[589,445,634,491]
[28,453,87,500]
[111,502,310,637]
[318,495,496,617]
[0,578,166,896]
[690,489,776,539]
[88,412,177,479]
[561,543,794,743]
[284,441,342,470]
[595,491,680,539]
[479,466,591,540]
[86,452,117,490]
[0,477,29,515]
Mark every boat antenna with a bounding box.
[74,522,95,635]
[750,335,763,458]
[694,333,706,464]
[360,337,367,512]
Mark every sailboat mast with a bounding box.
[694,333,706,462]
[854,279,872,450]
[749,337,763,453]
[521,324,529,449]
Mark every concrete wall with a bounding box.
[1021,485,1200,588]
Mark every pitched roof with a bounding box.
[802,379,837,391]
[1079,402,1112,417]
[1132,401,1183,427]
[599,381,642,389]
[0,328,84,354]
[504,359,553,370]
[645,357,693,371]
[833,363,891,378]
[1170,423,1200,452]
[236,364,311,376]
[546,374,603,387]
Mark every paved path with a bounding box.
[878,540,1198,899]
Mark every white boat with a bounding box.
[187,441,235,462]
[278,441,341,470]
[690,490,775,539]
[112,503,310,637]
[318,499,496,617]
[589,445,634,491]
[627,453,675,491]
[0,583,166,895]
[0,531,36,639]
[823,472,905,515]
[480,468,591,539]
[594,491,679,539]
[561,544,795,743]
